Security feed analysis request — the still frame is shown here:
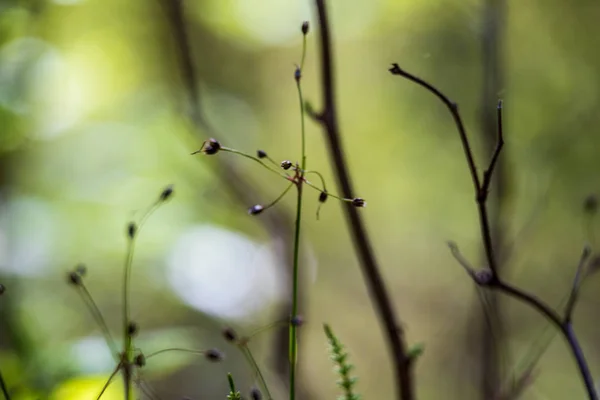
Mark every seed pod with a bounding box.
[204,348,224,362]
[257,150,267,159]
[248,205,264,216]
[351,198,366,207]
[280,160,293,170]
[301,21,309,35]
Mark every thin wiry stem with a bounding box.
[219,147,292,180]
[289,27,309,400]
[145,348,209,360]
[96,362,122,400]
[390,63,598,400]
[263,183,294,212]
[0,370,10,400]
[565,246,591,323]
[312,2,415,399]
[240,345,273,400]
[76,284,119,359]
[289,180,303,400]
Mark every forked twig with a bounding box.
[390,63,598,400]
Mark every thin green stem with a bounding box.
[304,170,327,192]
[96,362,122,400]
[0,369,10,400]
[289,34,308,400]
[289,182,303,400]
[145,348,208,360]
[297,83,306,171]
[240,345,273,400]
[246,320,288,340]
[221,147,291,180]
[77,284,119,359]
[123,238,135,357]
[263,183,294,211]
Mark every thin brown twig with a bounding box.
[390,63,598,400]
[312,2,415,399]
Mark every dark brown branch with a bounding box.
[481,100,505,198]
[313,2,414,400]
[389,62,500,278]
[390,64,598,400]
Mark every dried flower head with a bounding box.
[193,138,221,155]
[127,222,137,239]
[301,21,309,35]
[291,315,304,327]
[134,353,146,367]
[250,387,263,400]
[294,66,301,82]
[127,321,139,336]
[160,185,174,202]
[248,205,264,216]
[68,271,82,286]
[222,327,238,343]
[351,198,366,207]
[257,150,267,159]
[319,191,328,203]
[281,160,293,170]
[205,348,224,362]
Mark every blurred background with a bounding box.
[1,0,600,399]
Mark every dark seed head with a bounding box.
[584,194,598,215]
[127,321,139,336]
[351,198,366,207]
[280,160,293,170]
[257,150,267,159]
[222,327,238,342]
[250,387,263,400]
[127,222,137,239]
[290,315,304,327]
[68,271,82,286]
[319,191,328,203]
[0,284,5,295]
[248,205,264,216]
[204,348,224,362]
[203,138,221,155]
[134,353,146,367]
[301,21,309,35]
[294,67,301,82]
[160,185,174,202]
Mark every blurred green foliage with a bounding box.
[1,0,600,399]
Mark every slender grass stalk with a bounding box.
[96,362,123,400]
[289,27,309,400]
[240,346,273,400]
[0,370,10,400]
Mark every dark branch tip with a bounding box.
[388,63,402,75]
